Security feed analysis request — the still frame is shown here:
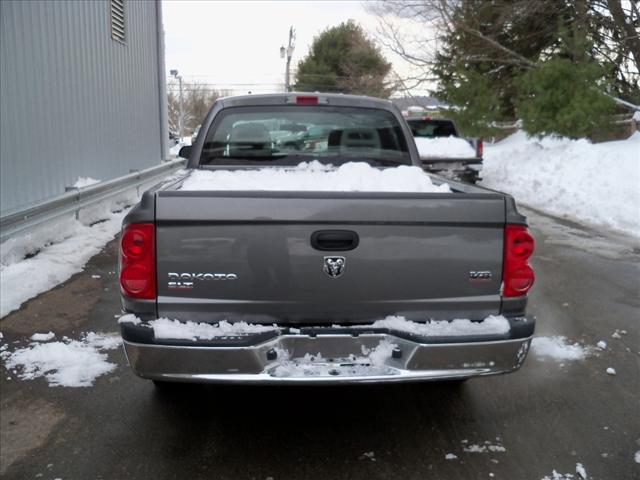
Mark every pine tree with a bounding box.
[516,58,616,138]
[432,0,570,135]
[294,21,393,98]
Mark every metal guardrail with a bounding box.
[0,159,185,244]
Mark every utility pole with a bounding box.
[170,69,184,141]
[280,26,296,92]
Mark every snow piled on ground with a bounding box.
[179,161,451,193]
[415,136,476,158]
[2,332,121,387]
[73,177,101,188]
[0,210,127,318]
[482,131,640,237]
[372,315,511,336]
[530,336,593,361]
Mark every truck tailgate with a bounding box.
[155,191,505,324]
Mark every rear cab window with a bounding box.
[407,119,458,138]
[199,106,411,167]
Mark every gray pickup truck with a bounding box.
[119,93,536,386]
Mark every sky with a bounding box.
[162,0,431,97]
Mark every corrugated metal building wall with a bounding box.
[0,0,166,216]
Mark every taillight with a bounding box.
[119,223,156,299]
[503,225,535,297]
[476,139,484,158]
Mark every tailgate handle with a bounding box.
[311,230,359,251]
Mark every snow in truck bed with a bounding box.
[414,136,476,159]
[179,161,451,193]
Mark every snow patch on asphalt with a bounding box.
[179,161,451,193]
[530,336,593,361]
[2,332,122,387]
[483,131,640,237]
[462,440,506,453]
[415,136,476,158]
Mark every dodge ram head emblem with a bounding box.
[323,256,345,278]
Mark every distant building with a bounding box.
[0,0,168,216]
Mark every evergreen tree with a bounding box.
[294,21,393,97]
[517,58,616,138]
[431,0,570,135]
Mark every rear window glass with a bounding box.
[408,119,457,138]
[199,106,411,167]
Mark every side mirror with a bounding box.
[178,145,192,159]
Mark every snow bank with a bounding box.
[415,136,476,158]
[3,332,121,387]
[482,131,640,237]
[73,177,101,188]
[530,336,593,361]
[179,161,451,193]
[372,315,511,336]
[0,210,127,318]
[150,318,277,341]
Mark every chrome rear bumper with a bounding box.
[122,327,533,384]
